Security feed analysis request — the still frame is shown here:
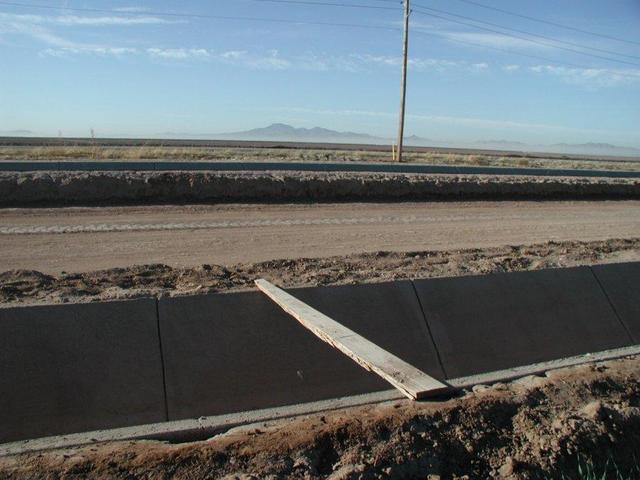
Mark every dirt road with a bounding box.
[1,201,639,273]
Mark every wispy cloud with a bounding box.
[42,46,137,57]
[40,43,634,92]
[0,11,171,57]
[357,54,457,70]
[54,15,176,26]
[528,64,640,88]
[350,54,489,73]
[0,12,176,27]
[0,13,484,73]
[410,19,555,52]
[441,31,552,50]
[0,18,75,48]
[471,62,489,70]
[35,42,488,74]
[294,53,360,72]
[219,49,291,70]
[162,50,489,72]
[147,48,210,60]
[39,45,294,69]
[4,10,637,91]
[7,21,140,57]
[496,61,640,88]
[113,6,149,13]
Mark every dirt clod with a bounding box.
[1,238,637,306]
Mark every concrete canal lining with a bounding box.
[158,281,444,420]
[0,262,638,444]
[412,266,634,378]
[591,262,640,342]
[0,299,166,444]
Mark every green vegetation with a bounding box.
[554,455,640,480]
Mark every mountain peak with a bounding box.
[224,123,379,142]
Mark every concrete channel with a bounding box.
[1,262,638,447]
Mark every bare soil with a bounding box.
[1,238,638,306]
[1,171,638,207]
[2,355,639,479]
[2,201,638,274]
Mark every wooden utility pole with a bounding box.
[396,0,410,162]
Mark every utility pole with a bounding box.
[396,0,410,162]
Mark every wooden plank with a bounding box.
[255,279,448,400]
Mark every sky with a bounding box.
[0,0,639,147]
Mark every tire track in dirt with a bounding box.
[0,213,546,235]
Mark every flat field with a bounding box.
[1,137,640,171]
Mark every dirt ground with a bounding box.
[1,238,638,306]
[1,171,638,208]
[1,355,639,479]
[2,201,638,273]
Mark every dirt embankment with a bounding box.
[2,355,639,479]
[0,171,638,206]
[1,238,638,306]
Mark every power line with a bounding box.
[412,8,640,67]
[413,28,584,69]
[411,3,640,61]
[412,27,640,79]
[448,0,640,47]
[0,1,399,31]
[3,0,635,66]
[250,0,398,10]
[252,0,640,65]
[1,0,637,78]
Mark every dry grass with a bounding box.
[1,145,639,171]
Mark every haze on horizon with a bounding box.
[1,0,639,149]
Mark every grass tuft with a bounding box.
[554,454,640,480]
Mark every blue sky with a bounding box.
[0,0,639,146]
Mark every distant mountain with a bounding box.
[549,142,640,157]
[215,123,442,147]
[0,130,34,136]
[472,140,640,158]
[475,140,529,148]
[404,134,432,146]
[150,124,640,158]
[219,123,383,143]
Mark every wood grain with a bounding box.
[255,279,448,400]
